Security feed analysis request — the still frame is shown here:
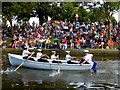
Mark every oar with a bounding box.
[14,52,35,71]
[57,55,60,73]
[46,54,50,59]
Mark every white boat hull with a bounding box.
[8,53,92,70]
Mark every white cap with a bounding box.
[66,51,70,53]
[38,49,42,51]
[83,50,89,53]
[52,51,56,53]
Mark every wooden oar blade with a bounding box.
[13,52,35,71]
[14,62,24,71]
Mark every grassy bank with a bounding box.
[2,48,120,58]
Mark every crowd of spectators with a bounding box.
[2,19,120,49]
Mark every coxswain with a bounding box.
[79,50,97,71]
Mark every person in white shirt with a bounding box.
[36,49,47,59]
[51,51,59,60]
[65,51,76,61]
[66,51,77,64]
[79,50,97,72]
[80,50,94,66]
[51,51,62,64]
[36,49,49,62]
[80,50,97,72]
[22,46,34,60]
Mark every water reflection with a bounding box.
[2,60,120,89]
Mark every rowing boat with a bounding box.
[8,53,92,70]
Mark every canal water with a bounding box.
[1,54,120,89]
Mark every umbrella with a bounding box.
[54,38,59,41]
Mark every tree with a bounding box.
[87,2,120,40]
[99,2,120,40]
[2,2,22,36]
[2,2,36,36]
[58,2,77,22]
[49,3,62,21]
[35,2,77,24]
[49,2,78,22]
[35,2,53,24]
[77,6,90,23]
[17,2,36,25]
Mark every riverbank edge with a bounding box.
[2,48,120,57]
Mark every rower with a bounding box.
[65,51,77,64]
[65,51,76,61]
[50,51,62,63]
[79,50,97,71]
[22,46,34,61]
[36,49,48,62]
[51,51,59,60]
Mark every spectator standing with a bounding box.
[75,38,80,49]
[61,37,67,49]
[45,38,51,49]
[70,38,75,49]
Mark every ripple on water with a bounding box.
[2,60,120,89]
[49,71,63,77]
[68,82,120,89]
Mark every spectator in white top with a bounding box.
[51,51,59,60]
[80,50,94,66]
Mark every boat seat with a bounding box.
[23,57,35,61]
[38,58,49,62]
[33,58,38,62]
[67,60,78,64]
[52,60,62,63]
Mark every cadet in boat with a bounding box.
[36,49,49,61]
[65,51,77,64]
[51,51,59,60]
[22,46,34,60]
[79,50,97,71]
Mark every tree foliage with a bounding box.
[35,2,77,23]
[87,2,120,40]
[35,2,53,24]
[58,2,77,21]
[77,6,90,22]
[2,2,119,27]
[2,2,22,35]
[17,2,36,24]
[87,2,120,22]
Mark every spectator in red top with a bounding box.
[61,37,67,49]
[75,38,80,49]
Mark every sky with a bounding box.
[113,12,119,22]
